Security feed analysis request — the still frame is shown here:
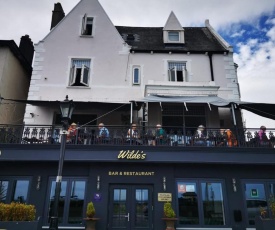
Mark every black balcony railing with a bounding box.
[0,124,274,148]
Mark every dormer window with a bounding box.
[81,14,94,36]
[163,11,185,44]
[168,32,179,42]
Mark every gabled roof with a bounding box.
[163,11,184,31]
[116,26,228,53]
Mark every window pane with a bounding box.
[48,181,67,224]
[82,66,89,85]
[112,189,127,228]
[86,17,93,35]
[201,182,225,225]
[68,181,86,224]
[245,183,267,225]
[177,182,199,225]
[168,32,179,41]
[135,189,149,227]
[133,68,139,84]
[0,181,9,202]
[12,180,29,203]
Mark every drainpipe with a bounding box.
[130,102,133,124]
[208,53,214,81]
[231,103,240,147]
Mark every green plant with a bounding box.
[163,202,176,218]
[268,194,275,218]
[260,194,275,219]
[0,202,36,221]
[86,201,95,218]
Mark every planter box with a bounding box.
[0,221,39,230]
[255,216,275,230]
[162,218,178,230]
[83,218,100,230]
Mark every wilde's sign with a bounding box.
[118,150,146,160]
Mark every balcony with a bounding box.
[0,124,274,148]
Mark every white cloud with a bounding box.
[235,21,275,128]
[231,30,245,38]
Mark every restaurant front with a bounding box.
[1,145,275,230]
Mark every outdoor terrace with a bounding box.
[0,125,274,148]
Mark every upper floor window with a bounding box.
[81,14,93,36]
[168,31,180,42]
[168,62,187,82]
[69,59,91,87]
[132,66,141,85]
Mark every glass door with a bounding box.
[108,185,153,230]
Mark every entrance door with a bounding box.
[108,185,153,230]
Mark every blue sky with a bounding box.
[0,0,274,128]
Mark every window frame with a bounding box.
[81,14,94,36]
[69,59,91,87]
[168,31,180,42]
[0,177,32,204]
[241,179,275,226]
[176,178,229,227]
[44,177,88,226]
[168,61,187,82]
[132,66,141,85]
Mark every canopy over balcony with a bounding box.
[133,94,275,121]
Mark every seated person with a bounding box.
[225,129,237,147]
[155,124,166,145]
[216,129,226,146]
[193,125,208,146]
[127,123,142,145]
[97,123,110,143]
[67,122,78,143]
[258,125,269,146]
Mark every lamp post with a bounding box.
[49,95,75,230]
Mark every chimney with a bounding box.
[19,35,34,66]
[50,3,65,30]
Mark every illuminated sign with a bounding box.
[118,150,146,160]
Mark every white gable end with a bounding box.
[29,0,131,104]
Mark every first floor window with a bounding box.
[69,59,90,87]
[162,104,206,134]
[168,62,187,82]
[133,66,141,85]
[81,14,93,36]
[177,179,226,226]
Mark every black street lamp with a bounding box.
[49,95,75,230]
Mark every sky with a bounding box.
[0,0,275,129]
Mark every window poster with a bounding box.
[178,184,195,193]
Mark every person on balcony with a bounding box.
[67,122,78,143]
[155,124,166,145]
[193,125,213,146]
[225,129,237,147]
[97,123,110,143]
[258,126,269,147]
[127,123,142,145]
